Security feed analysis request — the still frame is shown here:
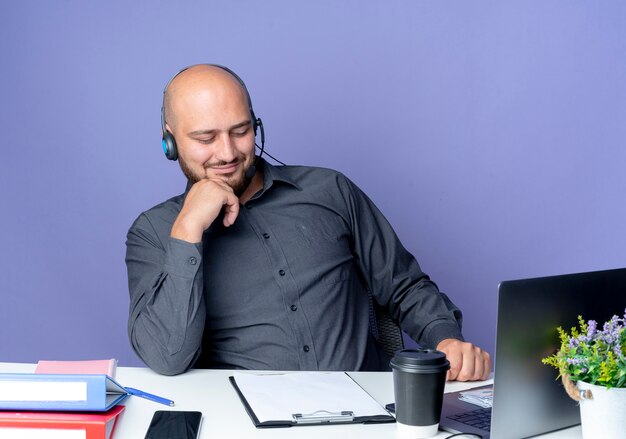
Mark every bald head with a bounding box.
[163,64,252,132]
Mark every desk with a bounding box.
[0,363,581,438]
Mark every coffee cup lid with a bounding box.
[390,349,450,372]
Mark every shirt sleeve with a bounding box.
[338,175,465,349]
[126,212,206,375]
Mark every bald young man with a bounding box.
[126,64,491,379]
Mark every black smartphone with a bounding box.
[144,410,202,439]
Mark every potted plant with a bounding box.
[542,311,626,438]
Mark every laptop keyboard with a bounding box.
[447,407,492,431]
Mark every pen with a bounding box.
[125,387,175,407]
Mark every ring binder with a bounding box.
[293,410,355,424]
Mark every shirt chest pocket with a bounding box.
[279,215,354,273]
[292,214,347,247]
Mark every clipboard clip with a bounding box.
[292,410,354,424]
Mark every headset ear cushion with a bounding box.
[162,133,178,161]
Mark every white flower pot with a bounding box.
[577,381,626,439]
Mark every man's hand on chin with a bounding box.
[436,338,491,382]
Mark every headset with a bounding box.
[160,64,265,162]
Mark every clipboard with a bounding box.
[229,372,395,428]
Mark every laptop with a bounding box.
[440,267,626,439]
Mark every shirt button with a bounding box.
[263,233,270,239]
[279,269,286,276]
[290,305,297,311]
[303,345,310,352]
[188,257,197,265]
[246,204,252,210]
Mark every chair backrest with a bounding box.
[367,292,405,358]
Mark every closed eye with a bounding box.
[231,127,250,137]
[195,137,215,144]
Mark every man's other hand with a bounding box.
[436,338,491,381]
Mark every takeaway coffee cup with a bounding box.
[390,349,450,439]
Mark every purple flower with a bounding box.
[587,320,597,337]
[576,319,598,344]
[599,315,622,345]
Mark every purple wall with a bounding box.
[1,1,625,366]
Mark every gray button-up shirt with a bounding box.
[126,159,463,375]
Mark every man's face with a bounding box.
[168,77,256,195]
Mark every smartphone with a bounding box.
[144,410,203,439]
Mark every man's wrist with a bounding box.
[170,216,204,243]
[423,322,464,350]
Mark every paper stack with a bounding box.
[458,388,493,408]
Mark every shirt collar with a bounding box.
[257,157,301,192]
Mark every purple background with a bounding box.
[1,1,625,367]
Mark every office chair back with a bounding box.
[367,293,405,359]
